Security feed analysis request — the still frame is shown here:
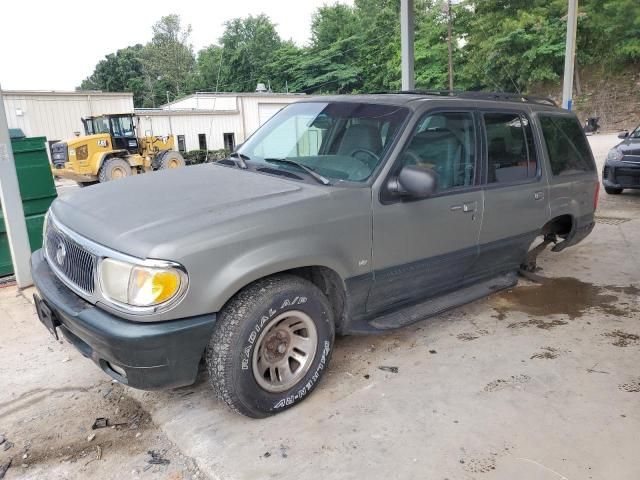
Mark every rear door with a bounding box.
[368,109,483,313]
[469,110,549,281]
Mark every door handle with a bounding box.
[463,201,477,213]
[534,191,544,201]
[450,205,463,211]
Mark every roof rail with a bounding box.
[395,90,558,107]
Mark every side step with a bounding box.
[369,272,518,330]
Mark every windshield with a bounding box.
[631,125,640,139]
[237,101,409,182]
[91,117,111,135]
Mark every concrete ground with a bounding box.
[1,134,639,480]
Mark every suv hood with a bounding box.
[617,138,640,162]
[51,164,326,259]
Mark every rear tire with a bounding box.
[205,275,335,418]
[98,157,132,182]
[156,151,186,170]
[604,187,623,195]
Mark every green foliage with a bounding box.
[81,2,640,106]
[183,149,230,164]
[79,45,146,106]
[216,14,282,92]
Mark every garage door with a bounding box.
[258,104,287,126]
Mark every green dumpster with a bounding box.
[0,136,57,277]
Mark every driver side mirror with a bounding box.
[387,165,437,199]
[618,130,629,139]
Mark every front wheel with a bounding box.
[156,151,186,170]
[205,275,335,418]
[604,186,623,195]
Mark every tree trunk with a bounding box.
[574,59,582,96]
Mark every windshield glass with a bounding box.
[237,102,409,182]
[110,116,136,137]
[91,117,111,135]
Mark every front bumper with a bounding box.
[603,161,640,189]
[31,249,216,389]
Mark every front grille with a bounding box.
[603,166,609,179]
[45,218,97,294]
[51,142,68,168]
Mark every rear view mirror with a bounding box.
[388,165,437,198]
[618,131,629,139]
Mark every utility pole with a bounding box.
[0,85,33,287]
[447,0,454,91]
[400,0,415,91]
[562,0,578,110]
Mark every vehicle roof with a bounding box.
[299,92,565,113]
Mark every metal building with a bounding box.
[3,90,134,143]
[135,92,306,152]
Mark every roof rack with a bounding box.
[395,90,558,107]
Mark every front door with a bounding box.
[109,115,139,153]
[368,110,483,313]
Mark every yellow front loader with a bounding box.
[51,113,185,186]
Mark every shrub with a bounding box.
[183,149,230,165]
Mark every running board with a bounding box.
[369,272,518,330]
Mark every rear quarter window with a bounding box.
[539,115,595,176]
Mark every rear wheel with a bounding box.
[156,151,186,170]
[205,275,335,418]
[605,187,623,195]
[98,157,132,182]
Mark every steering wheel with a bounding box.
[349,148,380,169]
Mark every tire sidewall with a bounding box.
[232,284,334,416]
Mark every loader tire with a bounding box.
[157,151,186,170]
[98,157,132,182]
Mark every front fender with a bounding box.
[204,236,354,313]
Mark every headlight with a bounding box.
[606,148,624,162]
[99,258,187,310]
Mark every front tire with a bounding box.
[205,275,335,418]
[604,186,623,195]
[156,151,186,170]
[98,157,132,182]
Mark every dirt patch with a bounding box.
[530,347,559,359]
[493,277,636,320]
[484,374,531,392]
[618,381,640,393]
[508,319,568,330]
[0,382,204,479]
[603,330,640,347]
[462,455,496,473]
[457,329,489,342]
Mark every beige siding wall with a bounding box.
[3,92,133,142]
[136,113,243,151]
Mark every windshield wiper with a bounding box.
[264,158,331,185]
[228,152,249,169]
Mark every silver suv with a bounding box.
[31,92,598,417]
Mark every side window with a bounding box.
[484,113,537,184]
[539,115,595,175]
[401,111,476,192]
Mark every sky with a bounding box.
[1,0,353,91]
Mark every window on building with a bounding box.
[484,113,538,183]
[177,135,186,153]
[223,133,235,151]
[539,115,595,176]
[198,133,207,151]
[399,111,476,192]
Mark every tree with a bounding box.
[79,45,146,106]
[192,44,224,91]
[141,14,196,102]
[215,14,282,92]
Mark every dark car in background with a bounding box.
[603,125,640,194]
